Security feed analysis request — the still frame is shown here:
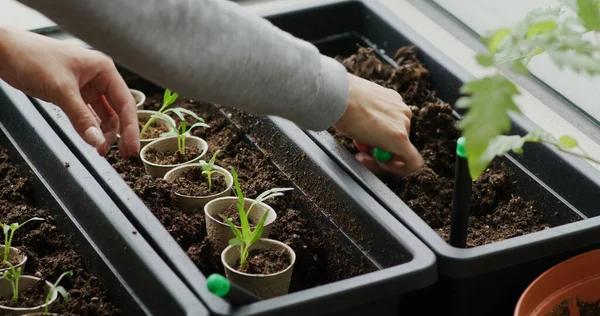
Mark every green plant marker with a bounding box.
[207,273,259,305]
[373,148,392,163]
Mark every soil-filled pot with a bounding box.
[140,136,208,178]
[164,164,233,212]
[514,249,600,316]
[0,246,26,273]
[204,197,276,251]
[136,110,176,148]
[0,276,57,315]
[130,89,146,109]
[222,238,295,299]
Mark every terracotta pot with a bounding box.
[0,246,26,274]
[0,276,57,315]
[163,164,233,212]
[515,249,600,315]
[140,136,208,178]
[204,197,276,251]
[130,89,146,109]
[222,238,295,299]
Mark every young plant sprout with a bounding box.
[0,217,43,263]
[200,150,229,191]
[221,167,293,268]
[44,271,73,314]
[140,89,193,137]
[2,261,21,303]
[152,110,210,154]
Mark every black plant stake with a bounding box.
[449,137,472,248]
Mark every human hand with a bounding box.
[0,26,139,158]
[333,73,423,176]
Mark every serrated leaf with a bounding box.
[487,28,511,54]
[456,75,521,179]
[577,0,600,31]
[527,20,558,39]
[477,135,528,170]
[476,54,494,67]
[548,49,600,75]
[559,135,579,148]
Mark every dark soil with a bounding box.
[577,298,600,316]
[218,204,257,227]
[0,256,23,270]
[107,93,375,293]
[139,117,168,139]
[0,278,46,307]
[235,248,290,274]
[547,298,600,315]
[328,46,558,247]
[0,148,119,315]
[143,146,201,165]
[172,169,228,196]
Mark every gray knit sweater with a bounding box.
[20,0,350,131]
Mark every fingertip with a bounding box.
[355,152,384,176]
[353,141,371,153]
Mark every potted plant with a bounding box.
[164,150,233,212]
[140,110,210,178]
[204,167,291,251]
[21,271,72,316]
[0,218,43,274]
[0,263,60,314]
[130,89,146,109]
[220,169,295,299]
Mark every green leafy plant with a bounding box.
[152,109,210,154]
[457,0,600,178]
[199,150,229,191]
[139,89,197,138]
[0,217,43,263]
[220,167,292,268]
[2,261,21,303]
[44,271,73,314]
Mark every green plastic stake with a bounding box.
[373,148,392,163]
[456,136,467,158]
[206,273,259,305]
[207,274,230,297]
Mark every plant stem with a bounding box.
[207,173,213,191]
[140,103,169,137]
[4,233,9,263]
[12,279,17,303]
[540,140,600,165]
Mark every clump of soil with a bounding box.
[0,148,120,315]
[218,204,257,226]
[139,117,168,139]
[329,46,553,247]
[0,278,46,307]
[235,248,291,274]
[172,168,228,196]
[143,146,201,165]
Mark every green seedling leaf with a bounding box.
[576,0,600,32]
[220,216,243,240]
[548,49,600,76]
[476,54,494,67]
[163,89,179,107]
[249,212,269,245]
[228,238,243,246]
[559,135,579,148]
[55,286,69,302]
[167,107,205,123]
[477,135,528,171]
[456,75,521,179]
[45,270,73,313]
[510,61,530,74]
[487,28,512,54]
[527,20,558,39]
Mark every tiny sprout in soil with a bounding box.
[140,89,179,137]
[199,150,228,191]
[152,109,209,154]
[45,270,72,314]
[0,217,43,263]
[2,261,21,303]
[221,167,292,269]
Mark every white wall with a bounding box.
[0,0,55,30]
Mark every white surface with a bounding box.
[433,0,600,122]
[0,0,55,30]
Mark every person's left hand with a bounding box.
[0,25,139,158]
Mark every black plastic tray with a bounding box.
[0,82,207,315]
[266,0,600,315]
[28,7,437,316]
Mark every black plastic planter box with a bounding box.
[0,82,207,315]
[260,0,600,315]
[27,6,437,316]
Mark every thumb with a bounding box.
[56,88,106,149]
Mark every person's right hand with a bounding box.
[0,26,139,158]
[333,73,423,177]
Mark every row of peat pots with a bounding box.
[13,1,600,316]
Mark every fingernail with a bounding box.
[85,126,106,148]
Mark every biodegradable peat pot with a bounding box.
[0,246,26,273]
[221,238,295,299]
[140,136,208,178]
[515,249,600,316]
[130,89,146,109]
[136,110,176,149]
[204,197,276,251]
[163,164,233,212]
[0,276,57,315]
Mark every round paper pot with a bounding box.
[140,136,208,178]
[0,246,27,274]
[222,238,295,299]
[130,89,146,109]
[0,276,57,315]
[164,164,233,212]
[204,197,276,251]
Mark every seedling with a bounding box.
[199,150,229,191]
[152,110,210,154]
[0,217,43,263]
[44,271,73,314]
[140,89,194,137]
[2,261,21,303]
[220,167,292,268]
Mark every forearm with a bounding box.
[19,0,349,130]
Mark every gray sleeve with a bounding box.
[19,0,349,131]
